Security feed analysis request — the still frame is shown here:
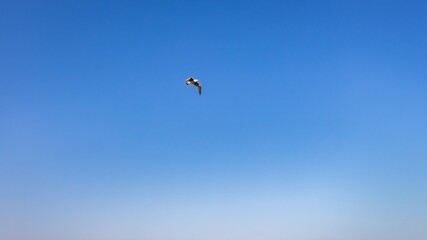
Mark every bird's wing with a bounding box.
[194,82,202,95]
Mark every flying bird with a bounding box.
[185,77,202,95]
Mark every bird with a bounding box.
[185,77,202,95]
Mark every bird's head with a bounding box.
[185,77,193,85]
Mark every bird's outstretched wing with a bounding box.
[194,82,202,95]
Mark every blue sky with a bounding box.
[1,1,427,239]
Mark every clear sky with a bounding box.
[1,1,426,239]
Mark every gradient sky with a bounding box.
[1,1,427,240]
